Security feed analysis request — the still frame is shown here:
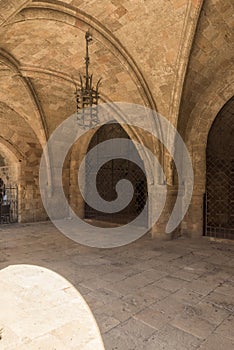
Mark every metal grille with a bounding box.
[205,157,234,239]
[85,123,148,226]
[0,185,18,224]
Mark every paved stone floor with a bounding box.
[0,222,234,349]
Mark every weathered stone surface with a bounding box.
[0,223,233,348]
[0,0,233,238]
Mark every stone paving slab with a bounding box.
[0,265,104,350]
[198,333,234,350]
[144,324,202,350]
[0,222,234,349]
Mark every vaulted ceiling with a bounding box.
[0,0,233,165]
[179,0,234,143]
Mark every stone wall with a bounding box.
[0,0,232,238]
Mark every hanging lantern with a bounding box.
[75,31,101,129]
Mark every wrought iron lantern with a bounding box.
[75,31,101,129]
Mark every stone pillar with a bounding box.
[181,192,204,238]
[18,160,48,223]
[181,142,206,238]
[150,185,182,240]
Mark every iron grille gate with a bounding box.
[204,157,234,239]
[85,123,148,226]
[0,185,18,224]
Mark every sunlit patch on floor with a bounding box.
[0,264,105,349]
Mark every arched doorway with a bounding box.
[205,96,234,239]
[85,123,148,226]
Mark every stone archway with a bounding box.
[204,96,234,239]
[84,122,148,226]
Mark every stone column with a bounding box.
[150,185,183,240]
[181,143,206,238]
[181,192,205,238]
